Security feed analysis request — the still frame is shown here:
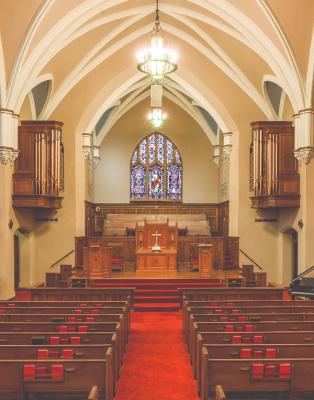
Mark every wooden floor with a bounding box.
[110,268,242,280]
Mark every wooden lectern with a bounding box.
[136,219,178,269]
[83,245,112,278]
[198,244,213,277]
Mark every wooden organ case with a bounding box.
[250,121,300,209]
[12,121,64,209]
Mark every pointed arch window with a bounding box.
[130,133,182,201]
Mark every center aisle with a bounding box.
[114,312,200,400]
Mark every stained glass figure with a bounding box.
[149,165,164,199]
[157,134,164,163]
[130,133,182,201]
[131,149,138,164]
[131,165,146,199]
[175,149,181,164]
[139,139,147,164]
[148,134,156,164]
[167,165,182,200]
[166,140,173,164]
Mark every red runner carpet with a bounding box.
[115,312,199,400]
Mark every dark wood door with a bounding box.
[292,230,298,279]
[14,235,20,289]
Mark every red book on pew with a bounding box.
[245,324,254,332]
[8,303,15,308]
[74,309,82,315]
[24,365,36,380]
[231,309,240,314]
[62,349,74,359]
[50,336,60,345]
[253,335,263,344]
[70,336,80,344]
[58,325,68,333]
[238,316,247,322]
[78,325,88,332]
[231,336,242,344]
[0,309,4,314]
[96,303,103,307]
[251,363,264,380]
[86,317,95,322]
[37,349,49,359]
[279,363,291,379]
[68,326,76,332]
[225,325,234,332]
[51,364,64,380]
[240,348,252,358]
[68,317,76,323]
[265,348,276,358]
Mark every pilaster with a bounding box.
[293,109,314,165]
[0,108,19,165]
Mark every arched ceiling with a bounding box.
[0,0,313,144]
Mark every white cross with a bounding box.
[152,230,162,247]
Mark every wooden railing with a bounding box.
[50,249,74,269]
[239,248,263,271]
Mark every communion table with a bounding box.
[136,219,178,269]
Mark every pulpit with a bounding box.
[82,245,112,278]
[136,219,178,269]
[199,244,213,277]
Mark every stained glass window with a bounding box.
[130,133,182,201]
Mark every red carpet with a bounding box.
[115,312,199,400]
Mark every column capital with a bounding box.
[294,146,314,165]
[0,108,19,165]
[294,109,314,165]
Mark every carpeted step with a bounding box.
[134,289,179,296]
[134,296,180,303]
[133,303,180,312]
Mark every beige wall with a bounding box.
[94,99,219,204]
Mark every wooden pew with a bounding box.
[0,355,113,400]
[0,343,120,394]
[183,304,314,334]
[196,342,314,394]
[0,331,121,384]
[185,312,314,348]
[88,385,100,400]
[18,287,135,305]
[201,353,314,400]
[189,320,314,361]
[179,287,285,306]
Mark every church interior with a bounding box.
[0,0,314,399]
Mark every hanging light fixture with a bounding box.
[137,0,177,81]
[148,108,167,128]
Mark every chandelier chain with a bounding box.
[155,0,160,26]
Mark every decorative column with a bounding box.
[0,108,19,299]
[293,109,314,272]
[293,109,314,165]
[220,132,233,202]
[0,108,19,164]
